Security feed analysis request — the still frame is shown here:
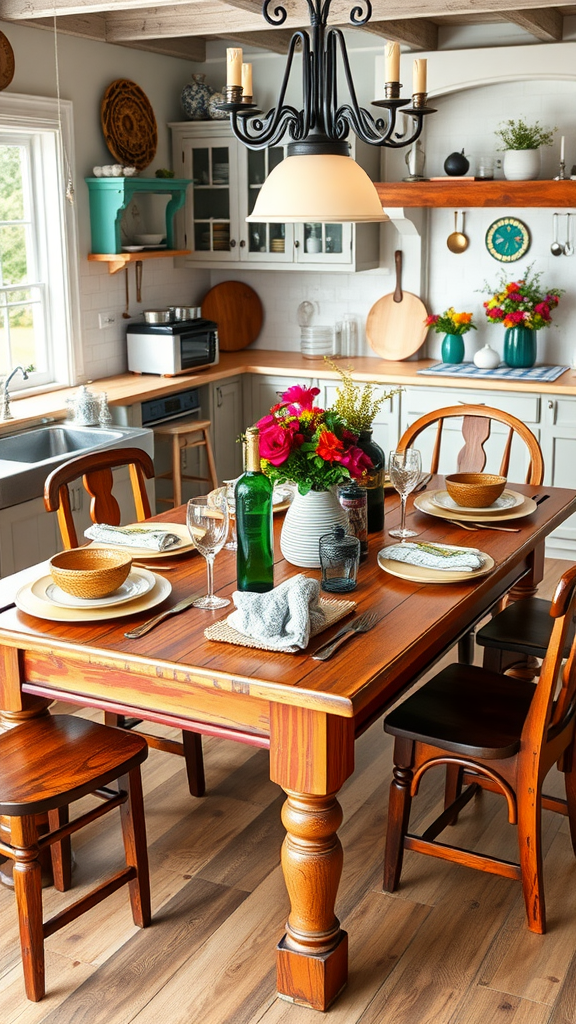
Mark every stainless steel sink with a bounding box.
[0,425,124,464]
[0,422,154,509]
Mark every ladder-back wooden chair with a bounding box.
[382,563,576,934]
[43,447,205,798]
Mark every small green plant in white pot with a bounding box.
[494,118,556,181]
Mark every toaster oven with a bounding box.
[127,317,219,376]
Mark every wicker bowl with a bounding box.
[49,547,132,599]
[445,473,507,508]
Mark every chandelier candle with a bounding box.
[235,427,274,593]
[226,48,243,87]
[241,63,253,103]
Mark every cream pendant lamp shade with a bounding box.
[246,153,388,224]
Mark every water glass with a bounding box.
[388,449,422,539]
[186,495,230,609]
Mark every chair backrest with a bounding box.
[521,564,576,779]
[44,447,154,550]
[397,404,544,485]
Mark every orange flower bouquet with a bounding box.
[425,307,477,335]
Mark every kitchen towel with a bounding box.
[205,591,356,653]
[226,574,325,650]
[382,542,485,572]
[85,523,181,551]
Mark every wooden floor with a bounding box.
[3,557,576,1024]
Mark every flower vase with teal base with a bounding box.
[503,327,536,368]
[441,334,465,364]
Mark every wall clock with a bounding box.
[485,217,530,262]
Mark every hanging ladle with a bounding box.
[135,259,143,303]
[551,213,563,256]
[564,213,574,256]
[447,211,469,254]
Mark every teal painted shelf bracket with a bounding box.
[85,177,192,254]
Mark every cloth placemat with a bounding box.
[204,596,356,653]
[417,362,569,383]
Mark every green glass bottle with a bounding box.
[235,427,274,592]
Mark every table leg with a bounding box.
[269,704,355,1011]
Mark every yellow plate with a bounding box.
[88,522,195,559]
[378,545,495,584]
[414,490,537,523]
[16,573,171,623]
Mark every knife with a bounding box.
[124,592,202,639]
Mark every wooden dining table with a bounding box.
[0,480,574,1011]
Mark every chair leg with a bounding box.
[182,731,206,798]
[383,738,414,893]
[47,806,72,892]
[11,815,45,1002]
[458,630,475,665]
[444,765,463,826]
[517,790,546,934]
[563,740,576,856]
[202,428,219,491]
[119,768,151,929]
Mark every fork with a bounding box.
[312,612,378,661]
[447,519,521,533]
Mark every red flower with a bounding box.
[316,430,344,461]
[535,302,551,320]
[487,307,504,319]
[259,422,299,465]
[507,292,524,302]
[425,314,439,326]
[280,385,320,411]
[506,310,525,325]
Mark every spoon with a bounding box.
[446,211,469,254]
[564,213,574,256]
[551,213,563,256]
[122,267,130,319]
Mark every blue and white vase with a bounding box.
[208,90,228,120]
[181,74,212,120]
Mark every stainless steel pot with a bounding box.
[173,305,201,320]
[143,309,173,324]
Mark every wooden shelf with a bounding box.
[376,179,576,208]
[87,250,191,274]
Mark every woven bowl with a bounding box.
[445,473,507,508]
[49,547,132,599]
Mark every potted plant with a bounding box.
[424,307,476,364]
[482,264,562,367]
[494,118,556,181]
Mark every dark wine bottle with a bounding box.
[235,427,274,592]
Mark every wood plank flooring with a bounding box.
[3,557,576,1024]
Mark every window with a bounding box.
[0,94,81,392]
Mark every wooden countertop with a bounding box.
[4,350,576,434]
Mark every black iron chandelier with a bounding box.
[218,0,436,222]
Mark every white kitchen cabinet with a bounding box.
[319,378,401,455]
[210,376,244,482]
[249,374,312,423]
[0,496,61,577]
[540,397,576,558]
[169,122,380,272]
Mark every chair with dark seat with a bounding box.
[397,403,545,665]
[382,563,576,934]
[43,447,205,798]
[1,715,150,1000]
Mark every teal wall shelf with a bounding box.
[85,177,192,254]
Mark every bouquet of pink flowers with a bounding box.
[255,384,373,494]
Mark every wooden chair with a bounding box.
[43,447,206,798]
[154,418,219,509]
[0,715,150,1000]
[382,563,576,934]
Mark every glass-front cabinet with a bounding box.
[170,122,380,272]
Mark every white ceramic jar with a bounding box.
[473,344,500,369]
[503,149,541,181]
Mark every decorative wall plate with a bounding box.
[485,216,530,262]
[0,32,15,91]
[101,79,157,170]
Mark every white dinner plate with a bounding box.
[16,573,171,623]
[88,522,195,559]
[430,489,523,514]
[378,544,495,584]
[414,490,537,523]
[121,245,145,252]
[36,567,155,609]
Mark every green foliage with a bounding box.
[324,358,401,433]
[494,118,556,151]
[0,146,32,327]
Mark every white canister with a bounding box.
[474,344,500,369]
[503,149,541,181]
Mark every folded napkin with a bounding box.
[383,542,485,572]
[227,574,326,651]
[85,523,181,551]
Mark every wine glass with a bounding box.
[186,495,230,610]
[388,449,422,539]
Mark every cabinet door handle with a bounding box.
[217,387,223,407]
[294,240,300,248]
[230,239,237,248]
[548,400,554,409]
[458,400,485,406]
[239,239,246,248]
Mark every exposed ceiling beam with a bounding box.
[217,30,294,54]
[28,13,107,40]
[0,0,203,17]
[114,35,206,60]
[500,7,563,41]
[31,13,206,58]
[363,19,439,51]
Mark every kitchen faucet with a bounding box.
[0,365,29,421]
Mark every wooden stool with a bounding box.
[0,715,150,1001]
[154,417,219,508]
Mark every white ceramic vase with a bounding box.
[280,488,348,568]
[473,343,500,369]
[503,149,541,181]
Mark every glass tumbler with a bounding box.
[319,526,360,593]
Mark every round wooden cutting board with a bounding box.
[201,281,264,351]
[366,250,428,361]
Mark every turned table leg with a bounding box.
[269,704,355,1011]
